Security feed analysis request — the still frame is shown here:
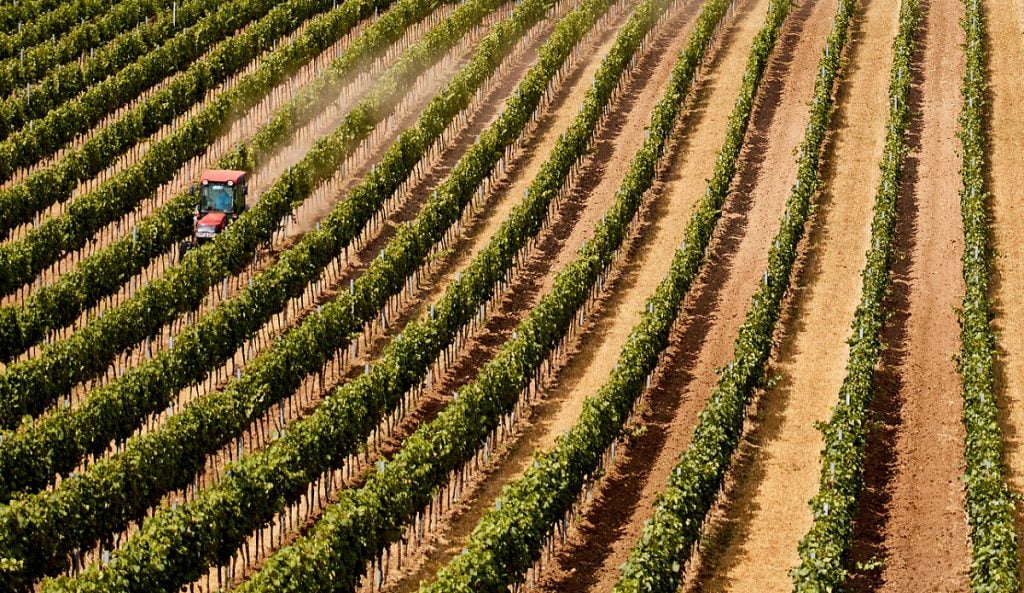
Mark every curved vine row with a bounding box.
[609,0,855,589]
[0,0,330,244]
[0,0,126,60]
[0,0,515,501]
[0,0,226,137]
[0,0,447,364]
[417,0,789,589]
[0,0,556,584]
[19,0,610,590]
[790,0,919,589]
[956,0,1021,589]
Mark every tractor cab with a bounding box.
[179,169,249,259]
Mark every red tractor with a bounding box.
[179,169,249,259]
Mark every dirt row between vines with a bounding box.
[660,0,896,591]
[525,0,831,589]
[987,0,1024,582]
[296,0,784,585]
[848,0,971,590]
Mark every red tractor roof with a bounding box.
[202,169,247,185]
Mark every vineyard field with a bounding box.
[0,0,1019,591]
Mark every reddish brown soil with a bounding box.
[405,0,635,314]
[674,1,896,591]
[987,0,1024,581]
[524,0,769,471]
[531,0,833,590]
[847,0,972,590]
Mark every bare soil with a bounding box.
[533,0,835,590]
[676,1,897,591]
[525,0,769,472]
[366,0,741,588]
[391,0,629,317]
[847,0,972,590]
[986,0,1024,581]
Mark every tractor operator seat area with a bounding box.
[201,183,236,214]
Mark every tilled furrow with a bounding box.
[674,1,898,591]
[526,0,832,589]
